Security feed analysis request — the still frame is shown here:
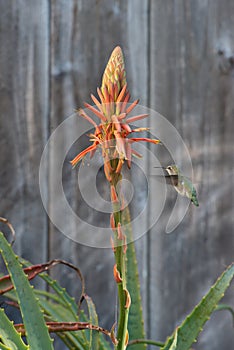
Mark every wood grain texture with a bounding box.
[0,1,234,349]
[0,1,49,265]
[148,1,234,349]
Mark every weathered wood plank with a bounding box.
[0,2,49,265]
[148,1,234,349]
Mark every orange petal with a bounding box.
[120,92,131,113]
[70,144,97,167]
[117,113,127,121]
[97,87,105,104]
[84,102,107,122]
[126,113,148,124]
[126,99,139,114]
[130,137,160,144]
[78,108,97,127]
[90,94,103,112]
[116,83,127,103]
[121,123,132,134]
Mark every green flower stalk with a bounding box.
[71,46,159,349]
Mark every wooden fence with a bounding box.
[0,1,234,349]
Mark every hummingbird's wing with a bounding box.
[166,175,178,187]
[154,174,179,187]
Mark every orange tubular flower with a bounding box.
[70,46,160,177]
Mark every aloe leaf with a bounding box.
[168,329,177,350]
[0,232,53,350]
[128,339,164,348]
[83,294,100,350]
[0,308,28,350]
[0,342,12,350]
[162,263,234,350]
[122,207,146,349]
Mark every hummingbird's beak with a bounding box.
[154,166,167,170]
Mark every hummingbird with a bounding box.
[154,164,199,207]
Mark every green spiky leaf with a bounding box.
[122,207,146,349]
[162,263,234,350]
[168,329,177,350]
[0,232,53,350]
[83,294,100,350]
[0,308,28,350]
[19,258,112,350]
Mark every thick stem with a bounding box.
[111,175,130,350]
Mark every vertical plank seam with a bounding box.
[146,0,152,341]
[46,0,52,265]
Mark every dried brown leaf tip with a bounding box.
[71,46,160,172]
[124,289,131,309]
[113,264,122,283]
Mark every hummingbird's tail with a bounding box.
[191,188,199,207]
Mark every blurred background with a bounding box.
[0,1,234,349]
